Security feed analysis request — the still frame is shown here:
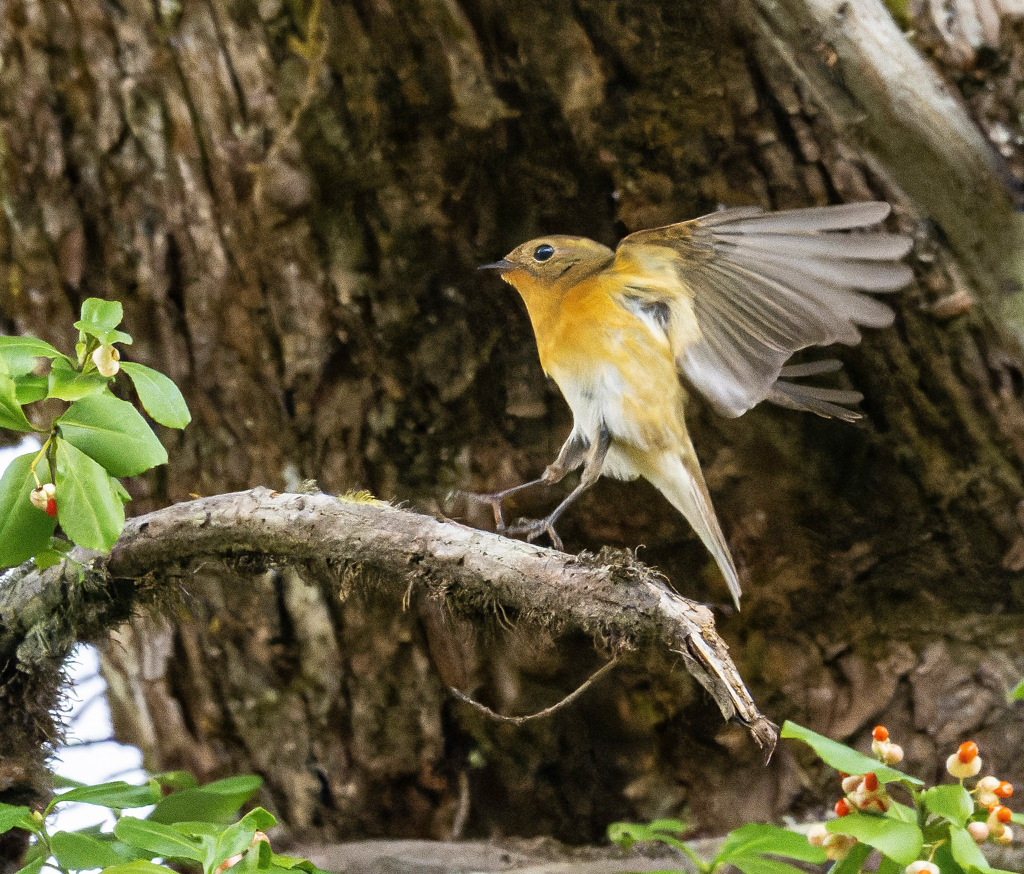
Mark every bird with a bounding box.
[472,201,913,609]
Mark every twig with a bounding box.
[448,656,620,725]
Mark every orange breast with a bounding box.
[527,274,688,452]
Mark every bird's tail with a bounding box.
[642,448,742,610]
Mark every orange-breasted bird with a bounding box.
[474,202,913,609]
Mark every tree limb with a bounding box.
[0,488,776,797]
[743,0,1024,299]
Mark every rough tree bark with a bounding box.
[1,0,1023,852]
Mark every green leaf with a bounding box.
[80,298,124,329]
[827,841,872,874]
[21,838,47,864]
[885,800,919,824]
[120,362,191,429]
[14,373,48,405]
[58,392,168,476]
[924,783,974,826]
[230,839,273,873]
[151,771,199,791]
[826,812,923,866]
[211,825,262,869]
[728,856,817,874]
[0,373,35,431]
[98,862,174,874]
[149,775,263,825]
[267,853,332,873]
[717,824,827,865]
[13,857,45,874]
[113,817,205,862]
[54,439,128,552]
[51,830,127,868]
[606,819,688,853]
[32,547,65,569]
[74,298,132,346]
[875,855,904,874]
[929,843,969,874]
[0,452,58,567]
[52,780,161,811]
[0,336,63,375]
[780,722,922,785]
[74,325,133,347]
[159,821,223,837]
[947,823,1018,873]
[0,803,33,834]
[210,807,279,865]
[1011,677,1024,701]
[237,808,276,832]
[48,356,111,401]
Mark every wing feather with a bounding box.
[716,201,893,232]
[614,202,912,418]
[728,246,913,292]
[716,230,912,261]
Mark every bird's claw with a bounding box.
[503,517,564,551]
[456,489,508,529]
[456,490,563,549]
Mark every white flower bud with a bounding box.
[967,821,990,843]
[823,833,857,861]
[946,752,981,778]
[92,344,120,377]
[807,823,829,847]
[882,742,904,764]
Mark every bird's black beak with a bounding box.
[477,259,515,272]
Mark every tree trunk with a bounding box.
[1,0,1023,847]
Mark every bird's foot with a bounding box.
[503,516,564,551]
[455,489,510,529]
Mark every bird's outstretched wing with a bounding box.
[613,202,913,418]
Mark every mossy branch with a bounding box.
[0,487,776,800]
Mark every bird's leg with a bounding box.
[505,425,611,551]
[461,431,588,529]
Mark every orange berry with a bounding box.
[45,497,57,517]
[958,741,979,763]
[872,726,889,741]
[835,798,851,817]
[990,804,1012,824]
[863,772,879,792]
[996,781,1014,799]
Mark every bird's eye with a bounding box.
[533,244,555,262]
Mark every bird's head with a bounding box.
[479,235,614,293]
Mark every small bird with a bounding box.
[474,202,913,609]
